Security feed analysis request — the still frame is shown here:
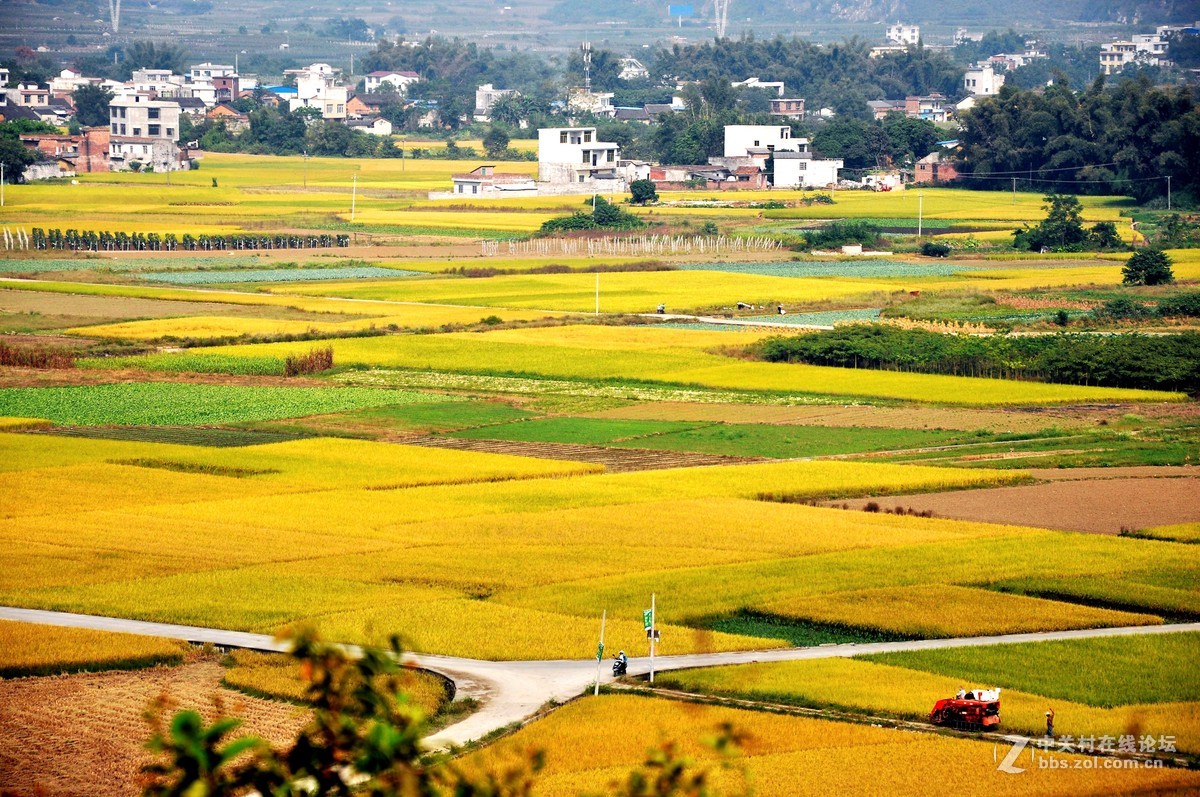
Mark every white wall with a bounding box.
[723,125,798,157]
[772,155,842,188]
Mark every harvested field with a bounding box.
[400,434,763,472]
[0,289,336,323]
[832,470,1200,534]
[0,660,307,797]
[583,401,1087,433]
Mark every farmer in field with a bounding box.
[1045,708,1055,737]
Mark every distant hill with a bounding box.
[544,0,1198,26]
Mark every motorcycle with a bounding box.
[612,656,628,677]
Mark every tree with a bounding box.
[72,84,115,128]
[1123,249,1175,286]
[630,178,658,205]
[124,41,189,75]
[0,132,38,182]
[1015,193,1087,251]
[482,126,510,158]
[1087,221,1122,250]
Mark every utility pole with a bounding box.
[594,610,606,696]
[1167,175,1172,211]
[1012,177,1016,204]
[917,191,923,238]
[649,593,656,684]
[350,173,357,221]
[303,150,308,189]
[595,271,599,315]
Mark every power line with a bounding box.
[957,161,1120,176]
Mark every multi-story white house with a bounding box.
[538,126,622,184]
[886,23,920,46]
[364,70,420,94]
[963,64,1005,97]
[723,125,795,157]
[721,125,840,189]
[1099,33,1171,74]
[286,63,349,119]
[190,63,235,81]
[567,87,615,118]
[108,93,183,171]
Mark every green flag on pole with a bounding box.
[596,642,605,661]
[643,609,653,630]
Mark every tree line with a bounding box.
[955,76,1200,204]
[757,325,1200,392]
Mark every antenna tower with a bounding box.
[582,41,592,91]
[714,0,730,38]
[109,0,122,33]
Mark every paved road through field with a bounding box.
[2,606,1197,749]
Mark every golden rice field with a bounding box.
[2,424,1196,660]
[465,695,1200,795]
[161,326,1183,405]
[659,657,1200,755]
[221,649,449,717]
[761,584,1159,637]
[0,619,188,678]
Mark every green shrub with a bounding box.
[920,242,951,258]
[1123,249,1174,286]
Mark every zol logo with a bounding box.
[995,736,1030,774]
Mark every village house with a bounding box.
[964,64,1005,97]
[886,23,921,45]
[108,93,185,172]
[769,98,805,119]
[538,126,623,185]
[206,103,250,132]
[719,125,841,189]
[449,164,536,196]
[905,94,950,123]
[474,83,518,122]
[867,99,907,120]
[364,70,420,94]
[346,117,394,136]
[914,151,959,185]
[567,87,615,118]
[618,57,649,81]
[286,64,349,120]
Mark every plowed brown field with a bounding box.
[832,467,1200,534]
[0,661,307,797]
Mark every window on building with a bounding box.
[120,107,127,118]
[133,128,141,136]
[472,185,478,194]
[148,108,160,119]
[111,124,118,133]
[607,150,614,163]
[582,152,590,164]
[167,128,174,136]
[110,107,119,119]
[120,124,126,134]
[560,131,568,143]
[584,130,592,142]
[148,125,160,136]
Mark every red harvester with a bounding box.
[929,688,1001,730]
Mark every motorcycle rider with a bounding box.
[613,650,628,675]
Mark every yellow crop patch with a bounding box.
[762,584,1161,637]
[0,619,188,678]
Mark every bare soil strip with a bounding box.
[398,434,763,472]
[0,661,307,797]
[831,472,1200,535]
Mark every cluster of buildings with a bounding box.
[1099,23,1197,74]
[437,123,844,199]
[0,60,432,178]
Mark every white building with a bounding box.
[618,57,649,81]
[538,126,622,185]
[772,150,843,189]
[721,125,840,188]
[347,117,393,136]
[886,23,920,46]
[11,83,50,107]
[189,63,235,81]
[364,70,420,94]
[1099,33,1170,74]
[49,69,98,95]
[723,125,795,158]
[732,77,785,97]
[474,83,517,122]
[286,63,349,119]
[963,64,1005,96]
[108,93,183,171]
[567,87,615,118]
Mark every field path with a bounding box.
[2,606,1197,749]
